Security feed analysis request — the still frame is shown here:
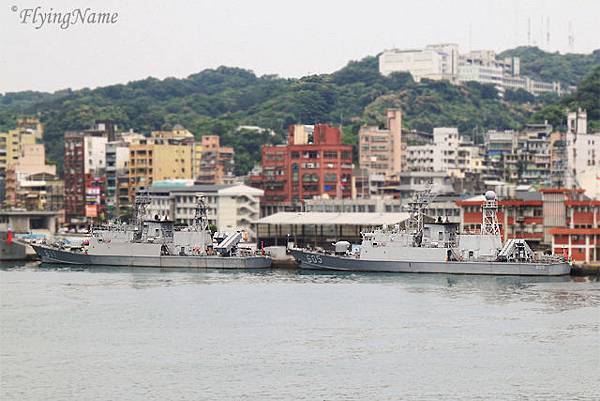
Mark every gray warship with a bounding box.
[291,189,570,276]
[32,193,271,269]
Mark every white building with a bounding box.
[380,44,563,96]
[378,44,459,82]
[566,109,600,197]
[148,183,264,239]
[405,127,484,178]
[83,135,108,175]
[305,195,402,213]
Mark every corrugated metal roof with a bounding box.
[255,212,410,226]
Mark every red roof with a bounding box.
[549,228,600,235]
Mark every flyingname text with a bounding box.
[14,6,119,30]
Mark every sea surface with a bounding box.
[1,262,599,401]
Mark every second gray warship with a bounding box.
[32,193,271,269]
[292,189,570,276]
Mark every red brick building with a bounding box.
[64,130,107,224]
[252,124,353,216]
[550,199,600,264]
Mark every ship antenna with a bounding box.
[192,195,209,231]
[481,191,500,236]
[407,180,436,246]
[133,188,151,240]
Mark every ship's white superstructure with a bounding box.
[292,187,569,276]
[32,194,271,269]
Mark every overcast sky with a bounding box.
[1,0,598,93]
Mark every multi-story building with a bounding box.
[405,127,484,178]
[105,141,131,218]
[379,44,563,95]
[359,109,403,177]
[566,109,600,198]
[394,171,455,200]
[458,51,505,86]
[253,124,353,216]
[3,142,59,210]
[0,126,37,176]
[544,187,600,264]
[196,135,234,185]
[378,44,459,81]
[128,137,193,202]
[304,196,402,213]
[64,129,108,223]
[147,183,263,239]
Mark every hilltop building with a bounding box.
[379,44,564,95]
[378,44,459,82]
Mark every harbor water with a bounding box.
[1,262,599,400]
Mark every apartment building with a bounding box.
[3,143,59,210]
[0,126,37,175]
[128,137,193,202]
[64,129,108,223]
[196,135,234,185]
[147,183,263,239]
[566,109,600,197]
[541,187,600,264]
[359,109,403,177]
[252,124,353,216]
[405,127,483,178]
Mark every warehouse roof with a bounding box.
[255,212,410,226]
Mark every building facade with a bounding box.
[147,183,263,239]
[253,124,353,216]
[550,198,600,264]
[405,127,483,178]
[359,109,403,177]
[196,135,235,185]
[128,137,193,202]
[379,44,563,95]
[378,44,459,81]
[566,109,600,198]
[64,130,108,223]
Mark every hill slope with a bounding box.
[498,46,600,86]
[0,47,597,174]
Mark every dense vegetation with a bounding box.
[0,47,598,174]
[498,46,600,87]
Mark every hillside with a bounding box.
[498,46,600,86]
[1,47,598,175]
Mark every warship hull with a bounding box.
[32,244,271,269]
[291,249,571,276]
[0,233,27,260]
